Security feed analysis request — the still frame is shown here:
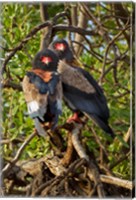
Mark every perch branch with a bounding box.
[71,123,105,198]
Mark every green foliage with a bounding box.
[47,3,64,19]
[2,3,42,160]
[2,3,40,47]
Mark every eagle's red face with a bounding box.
[41,56,53,64]
[54,43,66,51]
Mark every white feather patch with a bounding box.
[27,101,39,114]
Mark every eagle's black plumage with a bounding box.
[49,39,115,138]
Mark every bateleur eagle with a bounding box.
[49,39,115,138]
[22,49,63,137]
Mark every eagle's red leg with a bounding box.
[67,112,82,123]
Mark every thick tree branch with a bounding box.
[13,155,134,191]
[53,24,95,36]
[71,123,105,198]
[100,175,133,190]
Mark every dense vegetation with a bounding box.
[1,2,134,197]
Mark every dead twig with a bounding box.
[109,151,130,170]
[89,127,109,158]
[99,164,114,176]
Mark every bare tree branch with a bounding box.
[2,80,22,91]
[100,175,133,190]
